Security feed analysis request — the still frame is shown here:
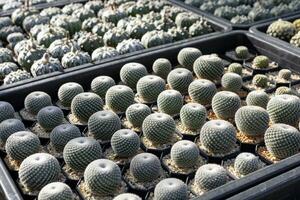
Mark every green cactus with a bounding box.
[154,178,188,200]
[152,58,172,79]
[252,74,269,88]
[265,124,300,159]
[157,90,183,116]
[221,73,243,92]
[136,75,165,103]
[71,92,104,123]
[275,87,299,96]
[125,103,151,128]
[266,20,296,41]
[120,63,148,89]
[167,68,193,94]
[17,44,46,71]
[177,47,202,71]
[63,137,102,172]
[19,153,60,191]
[81,17,101,32]
[77,33,103,54]
[113,193,141,200]
[252,56,270,69]
[0,101,15,123]
[7,32,24,49]
[267,94,300,126]
[234,153,261,175]
[36,26,68,48]
[111,129,140,157]
[0,119,25,145]
[30,53,63,77]
[0,62,18,79]
[141,30,173,48]
[175,12,198,28]
[180,103,207,131]
[61,50,91,69]
[72,7,95,21]
[228,63,243,75]
[235,46,249,59]
[38,182,74,200]
[130,153,161,182]
[48,39,80,60]
[142,113,176,144]
[103,28,129,47]
[92,47,119,62]
[58,82,84,108]
[171,140,199,168]
[37,106,64,131]
[24,91,52,115]
[3,69,32,85]
[105,85,135,113]
[193,55,224,81]
[278,69,292,80]
[90,76,115,100]
[116,39,145,55]
[188,79,217,105]
[246,90,269,109]
[84,159,122,195]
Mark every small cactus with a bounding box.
[125,103,151,128]
[136,75,165,103]
[167,68,193,94]
[152,58,172,79]
[275,87,298,96]
[37,106,64,131]
[278,69,292,80]
[228,63,243,75]
[177,47,202,71]
[252,74,268,88]
[0,101,15,123]
[193,55,224,81]
[111,129,140,157]
[221,73,243,92]
[24,91,52,115]
[180,103,207,131]
[58,82,84,108]
[154,178,188,200]
[38,182,74,200]
[113,193,141,200]
[188,79,217,105]
[235,46,249,59]
[106,85,135,113]
[157,90,183,116]
[171,140,199,168]
[234,153,261,176]
[0,119,25,145]
[120,63,148,89]
[246,90,269,109]
[252,55,270,69]
[91,76,115,99]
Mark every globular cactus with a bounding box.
[3,69,32,85]
[171,140,199,168]
[63,137,102,172]
[130,153,161,182]
[188,79,217,105]
[265,124,300,159]
[235,46,249,59]
[252,74,269,88]
[234,153,261,175]
[84,159,122,195]
[228,63,243,75]
[221,73,243,92]
[120,63,148,89]
[24,91,52,115]
[275,87,299,96]
[0,119,25,145]
[0,101,15,122]
[19,153,60,191]
[278,69,292,80]
[180,103,207,131]
[200,120,237,154]
[58,82,84,108]
[157,90,183,116]
[267,94,300,126]
[37,106,64,131]
[167,68,193,94]
[113,193,141,200]
[152,58,172,79]
[154,178,188,200]
[38,182,74,200]
[105,85,135,113]
[88,110,121,141]
[252,56,270,69]
[136,75,165,103]
[212,91,241,120]
[91,76,115,99]
[177,47,202,71]
[6,131,40,161]
[50,124,81,153]
[142,113,176,144]
[235,106,269,136]
[111,129,140,157]
[246,90,269,109]
[125,103,151,128]
[71,92,104,123]
[193,55,224,81]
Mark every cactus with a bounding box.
[113,193,141,200]
[103,28,129,47]
[200,120,236,154]
[171,140,199,168]
[235,46,249,59]
[125,103,151,128]
[22,14,50,32]
[92,21,115,36]
[246,90,269,109]
[177,47,202,71]
[266,19,296,41]
[111,129,140,157]
[106,85,135,113]
[92,47,119,62]
[0,62,18,79]
[168,27,189,42]
[278,69,292,80]
[188,79,217,105]
[36,26,68,48]
[195,164,228,191]
[157,90,183,116]
[167,68,193,94]
[130,153,161,182]
[141,30,173,48]
[275,87,299,96]
[88,110,121,141]
[120,62,148,89]
[234,153,261,175]
[91,76,115,99]
[152,58,172,79]
[175,12,198,28]
[193,55,224,81]
[116,39,145,55]
[189,20,213,37]
[180,103,207,131]
[7,32,24,49]
[61,49,91,69]
[72,7,95,21]
[221,73,243,92]
[71,92,104,123]
[58,82,84,108]
[142,113,176,144]
[48,39,80,60]
[136,75,165,103]
[62,3,83,15]
[37,106,64,131]
[154,178,188,200]
[18,44,46,71]
[252,56,270,69]
[84,159,122,195]
[0,101,15,123]
[77,33,103,54]
[228,63,243,75]
[252,74,269,88]
[265,124,300,159]
[212,91,241,120]
[0,119,25,145]
[63,137,102,172]
[3,69,32,85]
[30,53,63,77]
[50,15,81,35]
[11,8,39,26]
[38,182,74,200]
[24,91,52,115]
[267,94,300,126]
[19,153,60,191]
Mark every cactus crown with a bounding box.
[154,178,188,200]
[38,182,74,200]
[234,153,261,175]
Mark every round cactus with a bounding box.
[120,63,148,89]
[228,63,243,75]
[246,90,269,109]
[200,120,237,154]
[0,119,25,145]
[171,140,199,168]
[3,69,31,85]
[265,124,300,159]
[212,91,241,120]
[252,74,268,88]
[252,55,270,69]
[180,103,207,131]
[278,69,292,80]
[142,113,176,144]
[111,129,140,157]
[38,182,74,200]
[19,153,60,191]
[235,106,269,136]
[24,91,52,115]
[84,159,122,195]
[125,103,151,128]
[157,90,183,116]
[167,68,193,94]
[221,73,243,92]
[154,178,188,200]
[235,46,249,59]
[50,124,81,153]
[37,106,64,131]
[130,153,161,182]
[275,87,298,96]
[63,137,102,172]
[106,85,135,113]
[71,92,104,123]
[152,58,172,79]
[177,47,202,71]
[136,75,165,103]
[188,79,217,105]
[193,55,224,81]
[58,82,84,107]
[0,101,15,122]
[267,94,300,126]
[234,153,261,176]
[113,193,141,200]
[88,110,121,141]
[91,76,115,99]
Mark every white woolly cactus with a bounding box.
[24,91,52,115]
[106,85,135,113]
[234,153,261,176]
[152,58,172,79]
[113,193,141,200]
[91,76,115,99]
[278,69,292,80]
[111,129,140,157]
[38,182,74,200]
[37,106,64,131]
[180,103,207,131]
[0,119,25,145]
[0,101,15,122]
[58,82,84,108]
[154,178,188,200]
[193,55,224,81]
[167,68,193,94]
[221,72,243,92]
[125,103,151,128]
[246,90,269,109]
[171,140,199,168]
[157,90,183,116]
[177,47,202,71]
[188,79,217,105]
[120,62,148,89]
